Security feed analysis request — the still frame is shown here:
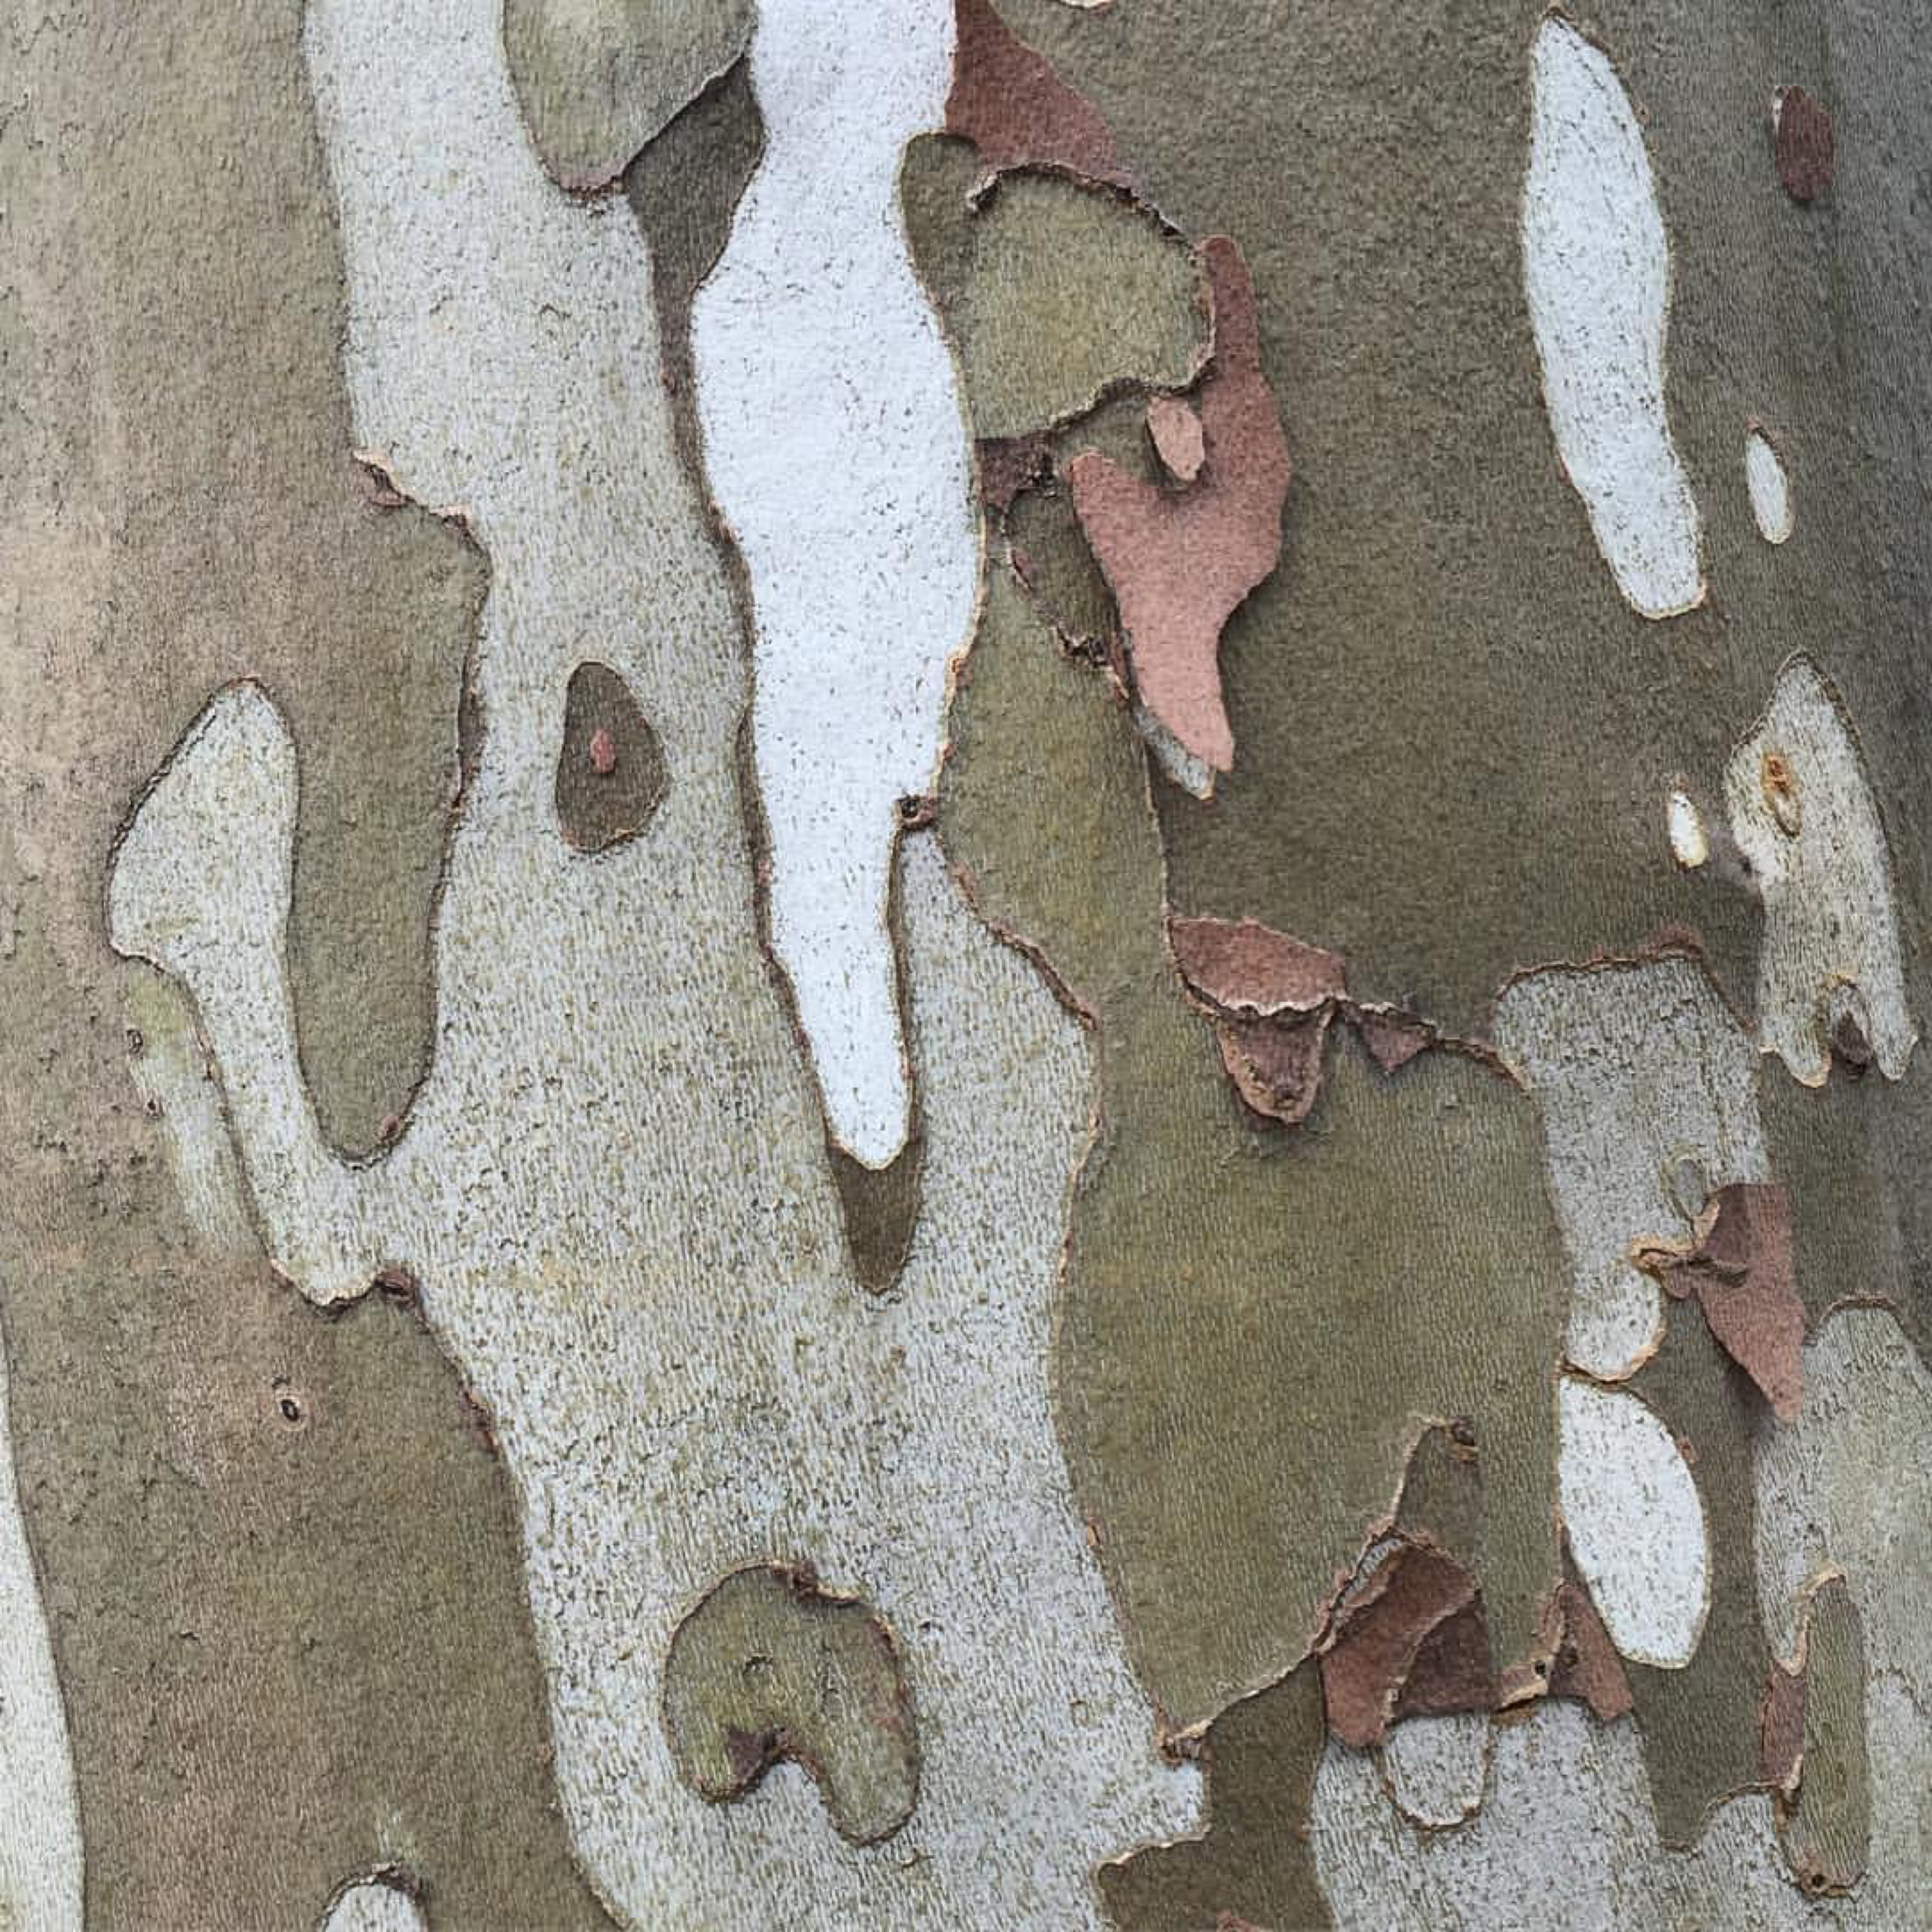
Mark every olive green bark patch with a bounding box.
[662,1563,918,1846]
[555,660,667,852]
[1625,1296,1774,1846]
[1098,1665,1331,1932]
[622,57,763,363]
[902,136,1207,439]
[1778,1576,1870,1895]
[826,1138,924,1295]
[504,0,754,191]
[939,553,1565,1735]
[1758,1048,1922,1339]
[1007,481,1120,655]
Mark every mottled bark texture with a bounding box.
[4,0,1930,1926]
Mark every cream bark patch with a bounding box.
[321,1878,428,1932]
[1522,17,1704,619]
[0,1329,83,1931]
[691,0,975,1169]
[1495,958,1770,1380]
[1745,428,1794,544]
[1724,658,1914,1085]
[1558,1375,1710,1668]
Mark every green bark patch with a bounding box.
[1626,1296,1776,1845]
[1099,1664,1331,1932]
[1777,1576,1871,1894]
[504,0,753,192]
[555,660,667,853]
[938,547,1565,1735]
[662,1562,918,1846]
[902,135,1208,439]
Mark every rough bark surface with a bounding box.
[3,2,1929,1927]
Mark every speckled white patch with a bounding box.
[1667,788,1708,869]
[321,1879,427,1932]
[1379,1714,1490,1829]
[0,1324,84,1931]
[1724,657,1914,1085]
[1746,428,1795,544]
[1495,958,1769,1380]
[1558,1374,1709,1668]
[108,4,1195,1919]
[692,0,977,1169]
[1522,17,1704,619]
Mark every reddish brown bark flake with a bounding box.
[1070,239,1292,774]
[1214,1011,1332,1127]
[1147,395,1206,484]
[947,0,1131,187]
[1548,1580,1633,1722]
[1392,1599,1494,1720]
[1169,915,1346,1017]
[1773,88,1835,203]
[1321,1543,1480,1748]
[1761,1662,1807,1794]
[1353,1008,1432,1073]
[1644,1184,1806,1423]
[976,432,1052,512]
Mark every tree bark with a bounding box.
[2,2,1926,1926]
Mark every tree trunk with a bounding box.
[2,2,1925,1926]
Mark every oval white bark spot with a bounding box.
[692,1,977,1168]
[323,1880,428,1932]
[1667,788,1708,869]
[1558,1375,1709,1668]
[1745,428,1794,544]
[1522,17,1704,619]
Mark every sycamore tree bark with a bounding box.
[2,2,1927,1927]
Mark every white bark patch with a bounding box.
[1558,1375,1709,1668]
[1378,1714,1490,1829]
[0,1327,85,1931]
[321,1880,427,1932]
[1495,958,1769,1380]
[1745,428,1795,544]
[111,5,1196,1916]
[1724,657,1914,1084]
[692,0,977,1169]
[1666,788,1708,869]
[1522,17,1704,619]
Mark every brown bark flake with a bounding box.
[1773,88,1835,203]
[947,0,1130,187]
